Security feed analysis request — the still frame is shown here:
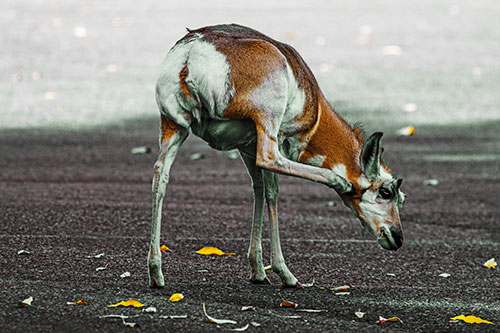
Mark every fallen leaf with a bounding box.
[450,315,494,325]
[160,245,170,252]
[96,265,108,271]
[397,126,415,136]
[108,300,144,308]
[296,309,327,313]
[386,273,396,277]
[268,310,301,319]
[241,305,255,311]
[334,292,351,296]
[196,246,235,256]
[264,265,271,270]
[229,324,249,331]
[484,258,497,269]
[120,272,131,278]
[280,300,298,308]
[355,311,366,318]
[169,293,184,302]
[189,153,205,160]
[19,296,33,307]
[67,300,88,305]
[332,285,351,292]
[144,306,157,313]
[439,273,451,278]
[87,253,105,259]
[17,249,31,255]
[376,316,402,324]
[202,303,237,324]
[130,146,151,155]
[251,322,263,327]
[302,279,315,287]
[423,179,440,186]
[159,314,188,319]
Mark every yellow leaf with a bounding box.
[67,300,88,305]
[196,246,235,256]
[108,300,144,308]
[484,258,497,269]
[280,300,298,308]
[451,315,494,325]
[160,245,170,252]
[169,293,184,302]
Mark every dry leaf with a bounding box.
[160,245,170,252]
[189,153,205,160]
[159,314,188,319]
[120,272,131,278]
[251,322,263,327]
[130,146,151,155]
[169,293,184,302]
[144,306,157,313]
[296,309,327,313]
[87,253,105,259]
[376,316,402,323]
[229,324,249,331]
[397,126,415,136]
[202,303,237,324]
[450,315,494,325]
[19,296,33,307]
[302,279,315,287]
[332,285,351,292]
[355,311,366,318]
[264,265,271,270]
[280,300,298,308]
[484,258,497,269]
[17,249,31,255]
[196,246,235,256]
[241,305,255,311]
[96,265,108,271]
[424,179,440,186]
[108,300,144,308]
[67,300,88,305]
[439,273,451,278]
[334,292,351,296]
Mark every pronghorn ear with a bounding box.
[362,132,383,179]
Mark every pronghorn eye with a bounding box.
[378,188,392,200]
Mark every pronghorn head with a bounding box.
[339,132,406,251]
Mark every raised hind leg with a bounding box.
[148,115,189,288]
[240,151,268,284]
[263,170,301,288]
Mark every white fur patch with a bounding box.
[156,35,233,126]
[357,175,371,189]
[358,190,386,235]
[331,163,347,180]
[306,155,325,167]
[248,68,288,123]
[379,165,393,182]
[280,64,306,133]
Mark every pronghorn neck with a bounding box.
[299,96,365,185]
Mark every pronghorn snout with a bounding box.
[377,226,404,251]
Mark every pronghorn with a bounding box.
[148,24,405,288]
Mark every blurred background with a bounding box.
[1,0,499,130]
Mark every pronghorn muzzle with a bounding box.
[377,226,404,251]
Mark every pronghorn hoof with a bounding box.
[282,280,302,289]
[149,275,165,288]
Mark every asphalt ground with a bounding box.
[0,119,499,332]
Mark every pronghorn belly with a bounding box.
[191,117,257,151]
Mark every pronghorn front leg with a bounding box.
[263,170,301,288]
[148,116,188,288]
[254,124,351,192]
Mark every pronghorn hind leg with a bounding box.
[263,170,302,288]
[240,151,269,284]
[148,116,189,288]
